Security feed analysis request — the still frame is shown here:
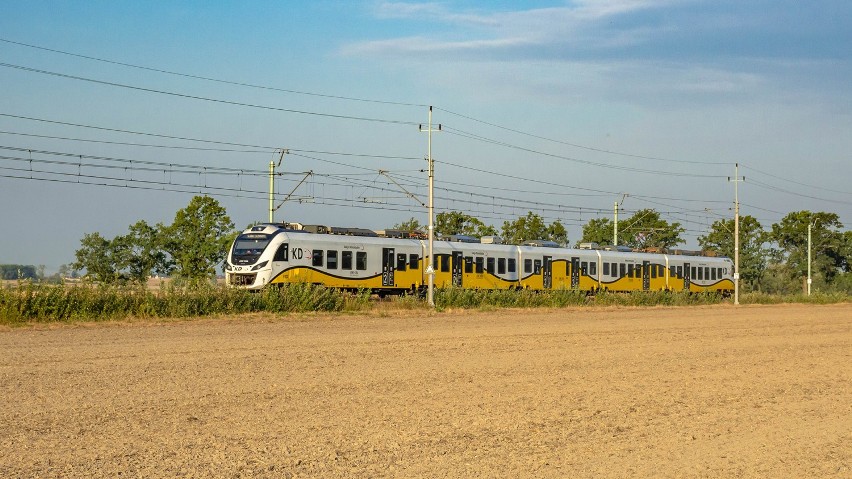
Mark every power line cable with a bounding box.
[740,164,851,196]
[0,113,422,160]
[435,106,729,166]
[0,37,428,108]
[0,62,420,126]
[442,126,727,178]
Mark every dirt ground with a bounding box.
[1,304,850,478]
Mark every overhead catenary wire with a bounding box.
[1,40,843,210]
[2,40,848,234]
[0,114,423,161]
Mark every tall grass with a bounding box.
[0,281,370,325]
[1,281,847,325]
[739,291,850,305]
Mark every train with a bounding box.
[224,222,735,295]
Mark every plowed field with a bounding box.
[1,304,850,478]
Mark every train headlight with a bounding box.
[251,261,269,271]
[224,263,233,271]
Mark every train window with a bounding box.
[627,264,634,278]
[524,259,532,274]
[475,257,484,273]
[486,258,495,274]
[312,250,324,267]
[342,251,353,270]
[651,265,657,279]
[718,268,723,279]
[590,262,597,275]
[465,257,473,273]
[610,263,617,277]
[581,262,588,275]
[675,266,682,279]
[356,252,367,271]
[619,263,626,278]
[508,258,517,274]
[710,268,716,280]
[440,255,450,273]
[409,254,419,269]
[327,250,338,270]
[397,253,407,272]
[697,267,704,280]
[603,262,610,276]
[533,260,542,275]
[705,267,710,280]
[498,258,506,275]
[274,243,289,262]
[691,267,697,279]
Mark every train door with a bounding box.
[382,248,395,287]
[683,262,691,291]
[571,257,580,288]
[451,251,464,287]
[543,256,552,289]
[642,260,650,291]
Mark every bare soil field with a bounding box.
[1,304,850,478]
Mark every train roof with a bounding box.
[247,222,728,259]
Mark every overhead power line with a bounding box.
[0,62,420,126]
[435,107,729,166]
[441,126,727,178]
[0,37,427,108]
[0,113,421,161]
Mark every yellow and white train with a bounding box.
[225,223,735,295]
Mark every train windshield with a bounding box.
[232,234,272,256]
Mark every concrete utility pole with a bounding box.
[614,193,627,246]
[419,107,441,308]
[269,160,275,223]
[808,219,819,296]
[728,164,744,305]
[268,149,287,223]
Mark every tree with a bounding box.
[618,209,684,249]
[162,196,236,280]
[393,217,423,234]
[72,232,122,283]
[769,211,845,285]
[698,215,768,291]
[435,211,497,238]
[501,212,567,246]
[578,217,615,247]
[114,220,172,282]
[0,265,37,280]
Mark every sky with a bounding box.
[1,0,850,273]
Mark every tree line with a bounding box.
[65,195,850,294]
[72,196,236,284]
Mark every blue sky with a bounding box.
[1,1,850,272]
